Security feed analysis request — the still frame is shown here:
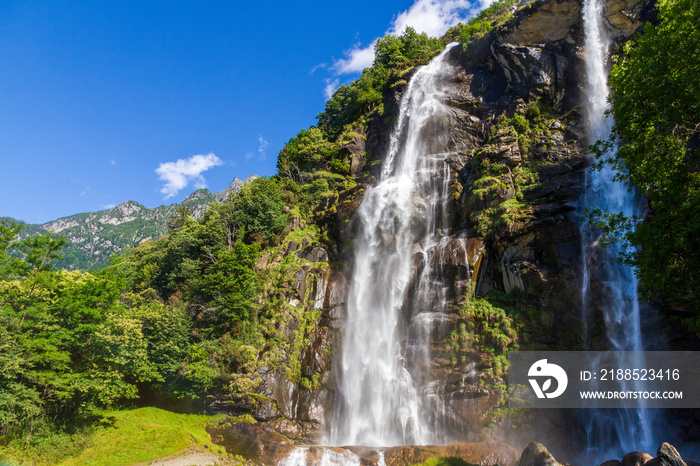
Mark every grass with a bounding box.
[0,407,227,466]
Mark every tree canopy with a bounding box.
[595,0,700,305]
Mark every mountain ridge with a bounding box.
[7,175,258,270]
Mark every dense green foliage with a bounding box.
[277,127,338,180]
[287,0,522,181]
[592,0,700,306]
[0,160,354,466]
[449,292,520,379]
[443,0,519,48]
[374,27,443,69]
[0,175,299,442]
[315,27,444,142]
[0,221,157,436]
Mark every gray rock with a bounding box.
[621,451,653,466]
[518,442,562,466]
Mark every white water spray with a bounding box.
[580,0,656,459]
[329,43,463,447]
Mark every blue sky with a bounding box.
[1,0,493,224]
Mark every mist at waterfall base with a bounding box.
[577,0,660,461]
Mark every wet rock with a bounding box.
[319,270,348,329]
[599,461,622,466]
[517,442,562,466]
[621,451,653,466]
[383,442,520,466]
[209,422,294,466]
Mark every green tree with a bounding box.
[277,127,338,179]
[232,177,289,244]
[198,241,260,333]
[594,0,700,305]
[374,27,443,69]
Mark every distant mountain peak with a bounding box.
[214,175,258,202]
[15,176,257,270]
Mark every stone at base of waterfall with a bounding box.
[376,442,520,466]
[278,443,521,466]
[208,422,294,465]
[517,442,563,466]
[621,451,653,466]
[645,443,688,466]
[600,443,698,466]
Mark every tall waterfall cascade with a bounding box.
[580,0,656,459]
[329,42,465,447]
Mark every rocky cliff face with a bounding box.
[16,176,255,270]
[212,0,655,462]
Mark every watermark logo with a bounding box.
[528,359,568,399]
[509,351,699,408]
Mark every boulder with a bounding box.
[209,422,294,466]
[646,443,688,466]
[621,451,653,466]
[517,442,562,466]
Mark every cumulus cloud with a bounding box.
[156,153,223,199]
[331,0,496,76]
[109,159,117,166]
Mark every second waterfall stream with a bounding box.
[579,0,657,461]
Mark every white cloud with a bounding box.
[156,153,223,199]
[109,159,117,166]
[331,0,496,76]
[310,63,327,74]
[324,78,340,99]
[101,203,116,209]
[332,41,377,75]
[245,151,254,161]
[258,136,269,160]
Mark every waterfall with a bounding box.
[329,43,461,447]
[580,0,656,460]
